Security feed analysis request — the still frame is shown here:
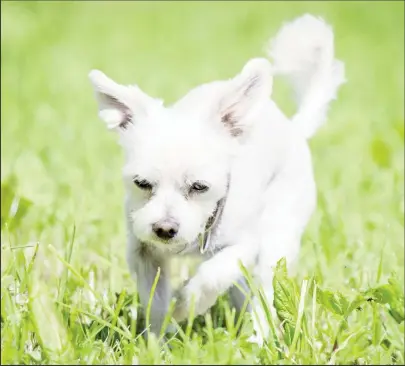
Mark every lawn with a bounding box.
[1,1,404,364]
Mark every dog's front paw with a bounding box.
[172,275,217,322]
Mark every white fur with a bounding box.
[269,14,346,138]
[88,14,345,344]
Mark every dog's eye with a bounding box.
[190,182,209,193]
[133,178,153,191]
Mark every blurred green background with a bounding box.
[1,1,404,362]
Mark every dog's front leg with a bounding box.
[127,239,171,336]
[173,240,256,322]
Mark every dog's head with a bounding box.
[89,58,272,254]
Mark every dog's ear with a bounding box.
[218,58,272,137]
[88,70,152,131]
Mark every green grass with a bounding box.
[1,1,404,364]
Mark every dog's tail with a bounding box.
[267,14,346,139]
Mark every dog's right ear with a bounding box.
[217,58,272,137]
[88,70,151,131]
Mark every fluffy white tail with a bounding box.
[268,14,346,139]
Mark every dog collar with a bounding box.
[198,176,230,254]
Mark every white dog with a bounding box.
[89,14,345,344]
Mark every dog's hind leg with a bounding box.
[249,160,316,345]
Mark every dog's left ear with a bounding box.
[218,58,273,137]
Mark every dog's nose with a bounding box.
[152,220,179,240]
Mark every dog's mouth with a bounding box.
[140,236,186,255]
